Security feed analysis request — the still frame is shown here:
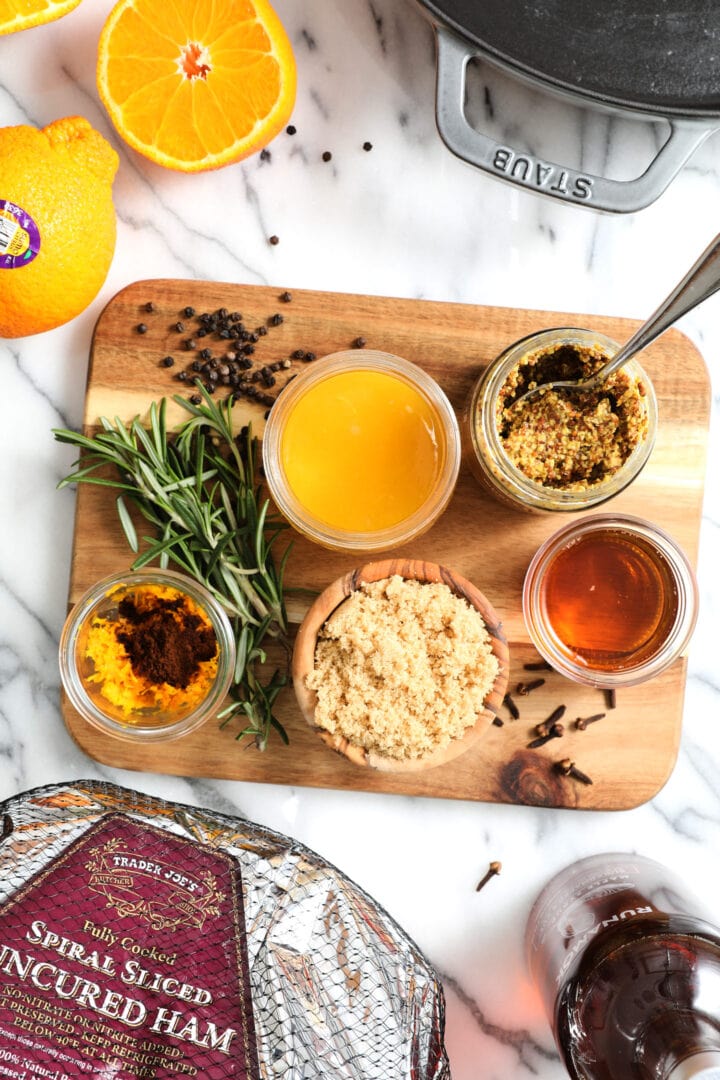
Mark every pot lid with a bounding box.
[419,0,720,116]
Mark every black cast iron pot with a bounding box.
[416,0,720,212]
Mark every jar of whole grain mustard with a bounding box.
[464,328,658,513]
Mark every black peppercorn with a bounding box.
[286,124,296,135]
[136,323,148,334]
[363,141,373,151]
[160,356,175,368]
[175,321,185,332]
[183,306,195,317]
[269,234,280,245]
[279,290,292,302]
[322,150,332,162]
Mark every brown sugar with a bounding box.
[496,342,648,489]
[306,575,499,761]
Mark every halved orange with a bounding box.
[0,0,81,35]
[97,0,296,172]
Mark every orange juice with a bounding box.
[279,369,446,532]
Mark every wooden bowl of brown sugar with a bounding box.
[292,558,509,772]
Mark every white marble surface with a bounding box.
[1,1,720,1077]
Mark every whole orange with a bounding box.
[0,116,118,338]
[97,0,296,172]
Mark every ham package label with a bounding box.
[0,814,259,1079]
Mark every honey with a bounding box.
[279,368,446,532]
[539,528,679,672]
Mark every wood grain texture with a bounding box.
[62,279,712,810]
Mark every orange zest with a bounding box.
[0,0,81,35]
[96,0,297,172]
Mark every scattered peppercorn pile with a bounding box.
[134,292,369,416]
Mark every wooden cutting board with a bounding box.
[62,279,711,810]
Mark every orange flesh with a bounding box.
[280,370,446,533]
[97,0,296,171]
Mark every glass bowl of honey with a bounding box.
[59,568,236,741]
[262,350,461,552]
[522,514,699,688]
[464,328,658,513]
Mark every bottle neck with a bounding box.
[641,1014,720,1080]
[666,1052,720,1079]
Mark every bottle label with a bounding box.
[0,201,41,269]
[526,854,699,1003]
[0,814,259,1078]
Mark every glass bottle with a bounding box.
[526,853,720,1079]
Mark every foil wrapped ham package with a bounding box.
[0,781,450,1079]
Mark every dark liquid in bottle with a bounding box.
[527,855,720,1079]
[540,529,679,671]
[556,917,720,1078]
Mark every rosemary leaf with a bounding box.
[116,496,139,553]
[53,386,291,749]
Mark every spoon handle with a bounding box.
[596,232,720,380]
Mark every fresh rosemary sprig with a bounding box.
[54,385,291,750]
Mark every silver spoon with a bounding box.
[512,232,720,408]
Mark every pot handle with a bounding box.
[435,25,716,214]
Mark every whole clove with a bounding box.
[575,713,606,731]
[528,722,564,749]
[516,678,545,696]
[545,704,566,727]
[492,716,504,727]
[476,860,502,892]
[606,688,617,709]
[523,660,552,671]
[555,759,593,785]
[503,692,520,719]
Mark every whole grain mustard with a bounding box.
[496,342,648,490]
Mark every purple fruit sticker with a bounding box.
[0,199,41,269]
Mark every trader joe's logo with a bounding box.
[86,836,225,930]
